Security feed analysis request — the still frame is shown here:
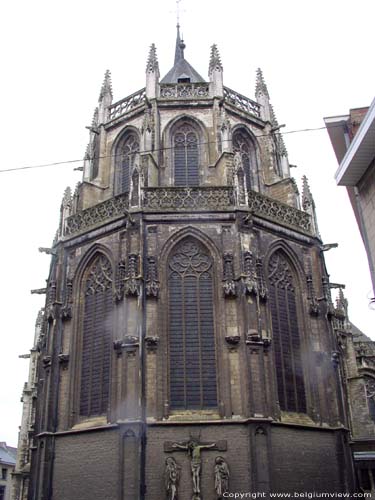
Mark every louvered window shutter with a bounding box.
[80,255,113,417]
[268,252,306,413]
[168,239,217,410]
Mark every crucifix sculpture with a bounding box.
[164,437,227,500]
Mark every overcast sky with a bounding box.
[0,0,374,447]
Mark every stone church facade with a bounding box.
[13,28,359,499]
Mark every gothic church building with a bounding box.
[14,28,356,499]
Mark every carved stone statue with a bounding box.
[214,456,230,498]
[172,439,216,496]
[165,457,180,500]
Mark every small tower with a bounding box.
[146,43,160,99]
[208,44,223,98]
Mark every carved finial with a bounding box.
[84,143,90,160]
[35,308,44,328]
[146,43,159,74]
[255,68,269,99]
[209,44,223,74]
[302,175,314,210]
[99,69,113,101]
[91,107,99,128]
[336,288,348,313]
[301,176,320,238]
[62,187,72,208]
[270,104,288,155]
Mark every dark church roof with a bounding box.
[160,25,206,84]
[351,322,373,343]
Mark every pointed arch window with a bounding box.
[79,254,113,417]
[268,251,306,413]
[117,132,139,193]
[233,129,255,191]
[173,123,199,186]
[168,238,217,410]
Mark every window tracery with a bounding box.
[168,238,217,410]
[117,132,139,193]
[173,123,199,186]
[233,130,255,192]
[79,254,113,417]
[268,251,306,413]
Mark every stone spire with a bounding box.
[91,107,99,128]
[256,68,289,177]
[146,43,160,74]
[336,288,348,314]
[98,70,112,123]
[334,288,351,335]
[146,43,160,99]
[99,69,113,101]
[302,176,320,238]
[255,68,271,122]
[270,104,287,156]
[209,44,223,74]
[208,44,223,97]
[174,24,185,64]
[255,68,269,99]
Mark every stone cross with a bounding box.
[164,438,227,500]
[170,0,186,26]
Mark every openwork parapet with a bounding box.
[223,86,261,118]
[248,191,311,233]
[143,187,235,210]
[108,88,146,121]
[65,193,129,236]
[160,83,210,99]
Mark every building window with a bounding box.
[173,123,199,186]
[79,254,113,417]
[0,486,5,500]
[233,129,255,192]
[168,238,217,410]
[1,468,6,480]
[117,132,139,193]
[268,251,306,413]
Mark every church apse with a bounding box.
[16,24,358,500]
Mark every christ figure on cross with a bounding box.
[172,438,216,495]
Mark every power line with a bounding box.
[0,123,339,174]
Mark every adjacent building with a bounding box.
[15,27,360,499]
[0,443,16,500]
[325,100,375,494]
[324,99,375,297]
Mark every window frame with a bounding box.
[165,235,220,415]
[267,249,307,414]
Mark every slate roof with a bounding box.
[0,443,16,466]
[160,25,206,84]
[351,322,373,343]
